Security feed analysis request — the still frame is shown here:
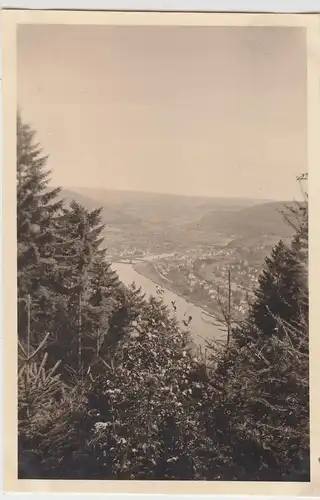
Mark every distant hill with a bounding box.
[53,186,300,248]
[57,188,144,227]
[71,186,266,208]
[188,201,301,239]
[61,186,268,226]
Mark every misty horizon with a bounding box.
[56,183,286,203]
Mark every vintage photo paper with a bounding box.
[2,8,320,495]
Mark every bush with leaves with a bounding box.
[69,290,215,480]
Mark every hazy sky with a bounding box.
[17,24,307,200]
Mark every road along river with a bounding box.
[111,262,225,350]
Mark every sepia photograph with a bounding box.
[2,8,320,495]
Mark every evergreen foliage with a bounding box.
[17,112,63,347]
[206,197,309,480]
[18,351,89,479]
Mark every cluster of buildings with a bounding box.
[152,244,267,319]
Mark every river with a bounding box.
[111,261,225,350]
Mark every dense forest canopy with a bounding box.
[17,114,309,481]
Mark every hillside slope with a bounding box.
[58,189,144,227]
[189,201,299,239]
[67,186,267,225]
[54,187,299,251]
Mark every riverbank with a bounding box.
[132,260,218,321]
[112,261,226,348]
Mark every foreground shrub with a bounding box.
[18,352,90,479]
[74,295,215,480]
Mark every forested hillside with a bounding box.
[17,114,309,481]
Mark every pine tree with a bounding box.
[248,239,303,337]
[46,201,126,375]
[17,112,63,347]
[207,188,309,481]
[17,114,127,376]
[80,256,124,368]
